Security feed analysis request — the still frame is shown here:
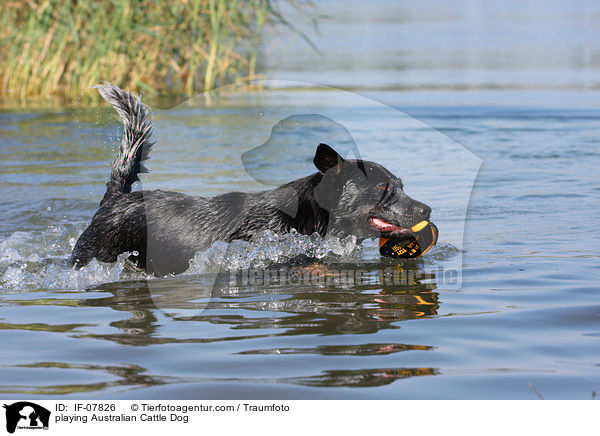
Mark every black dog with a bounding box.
[71,83,431,276]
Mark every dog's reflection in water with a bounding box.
[83,262,440,387]
[85,262,438,339]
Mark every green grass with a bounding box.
[0,0,311,103]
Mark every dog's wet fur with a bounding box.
[71,83,431,276]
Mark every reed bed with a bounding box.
[0,0,310,103]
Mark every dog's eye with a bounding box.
[376,182,387,191]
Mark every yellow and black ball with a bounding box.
[379,220,438,259]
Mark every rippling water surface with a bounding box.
[2,0,600,398]
[1,88,598,399]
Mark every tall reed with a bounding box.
[0,0,310,103]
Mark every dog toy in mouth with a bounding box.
[379,220,438,259]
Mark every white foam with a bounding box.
[187,229,363,274]
[0,228,362,291]
[0,227,454,291]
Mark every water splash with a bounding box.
[0,228,141,291]
[187,229,363,274]
[0,225,455,291]
[0,228,363,291]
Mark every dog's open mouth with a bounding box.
[367,216,409,234]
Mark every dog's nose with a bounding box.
[417,204,431,219]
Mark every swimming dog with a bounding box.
[70,83,431,276]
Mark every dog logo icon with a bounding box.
[3,402,50,433]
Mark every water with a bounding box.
[0,91,597,399]
[1,0,599,399]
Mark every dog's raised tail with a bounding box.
[94,82,154,201]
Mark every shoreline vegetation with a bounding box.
[0,0,314,106]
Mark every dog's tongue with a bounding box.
[370,217,405,233]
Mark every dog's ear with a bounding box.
[314,143,344,173]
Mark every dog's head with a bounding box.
[313,143,431,241]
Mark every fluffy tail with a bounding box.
[94,82,154,201]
